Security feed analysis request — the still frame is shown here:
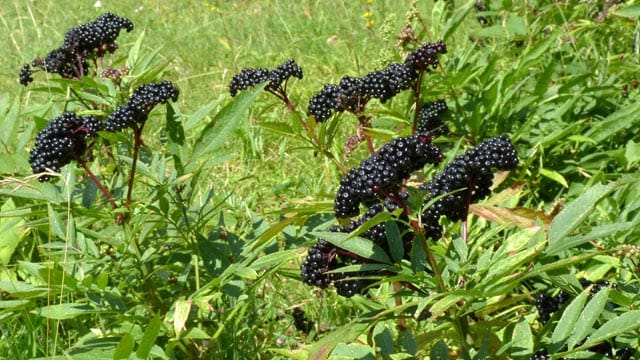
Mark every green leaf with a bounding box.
[313,231,391,264]
[47,204,66,240]
[550,289,589,353]
[567,288,609,350]
[191,84,264,161]
[442,0,475,41]
[506,13,527,37]
[586,102,640,143]
[612,3,640,18]
[511,318,533,359]
[624,139,640,166]
[0,199,26,265]
[113,333,135,360]
[173,299,192,338]
[546,222,633,256]
[385,221,404,262]
[308,321,369,360]
[430,340,449,360]
[548,182,615,245]
[32,303,95,320]
[579,310,640,350]
[136,314,163,359]
[538,168,568,188]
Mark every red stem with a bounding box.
[80,161,118,208]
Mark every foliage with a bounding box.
[1,1,640,359]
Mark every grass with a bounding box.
[1,0,640,359]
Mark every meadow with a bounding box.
[1,1,640,359]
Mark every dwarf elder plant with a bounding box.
[2,1,640,359]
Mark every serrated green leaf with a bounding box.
[550,289,589,353]
[511,318,533,359]
[385,221,403,262]
[539,168,568,188]
[47,204,65,240]
[579,310,640,350]
[0,199,26,265]
[443,0,476,41]
[548,182,616,245]
[191,84,264,161]
[313,231,391,264]
[308,321,368,360]
[625,139,640,166]
[612,3,640,18]
[32,303,95,320]
[136,314,162,358]
[173,299,192,338]
[586,102,640,143]
[430,340,449,360]
[113,333,135,360]
[567,288,609,350]
[546,221,634,256]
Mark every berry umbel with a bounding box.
[105,81,180,132]
[307,40,446,122]
[229,59,303,97]
[19,12,133,85]
[334,134,443,219]
[420,135,519,239]
[29,112,103,182]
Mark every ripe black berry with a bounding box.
[404,40,447,73]
[335,134,443,218]
[105,81,179,131]
[19,13,132,84]
[307,84,340,122]
[29,112,103,181]
[19,63,33,86]
[300,239,335,289]
[229,59,303,96]
[292,308,314,333]
[421,135,518,239]
[63,12,133,58]
[416,99,448,137]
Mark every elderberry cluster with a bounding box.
[105,81,179,132]
[307,40,446,122]
[420,135,519,239]
[19,12,133,85]
[335,134,443,219]
[228,59,303,96]
[29,112,103,182]
[416,99,448,137]
[300,235,379,298]
[292,308,313,333]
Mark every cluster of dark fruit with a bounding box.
[105,81,180,131]
[29,81,178,180]
[228,59,303,96]
[334,134,443,219]
[299,237,378,297]
[28,112,103,182]
[420,135,519,239]
[291,308,314,333]
[307,40,447,121]
[302,117,520,297]
[19,13,133,85]
[416,99,448,137]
